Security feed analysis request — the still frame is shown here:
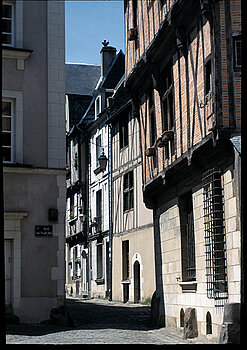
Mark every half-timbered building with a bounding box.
[124,0,241,339]
[107,77,156,304]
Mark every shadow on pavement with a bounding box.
[6,298,153,337]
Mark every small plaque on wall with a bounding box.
[35,225,53,236]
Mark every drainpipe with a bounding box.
[76,125,91,297]
[85,135,91,297]
[107,113,113,301]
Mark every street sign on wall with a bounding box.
[35,225,53,236]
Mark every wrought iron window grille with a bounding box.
[202,168,228,305]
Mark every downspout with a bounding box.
[107,112,113,301]
[85,135,91,297]
[76,125,91,297]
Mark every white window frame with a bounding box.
[2,98,15,163]
[95,95,101,118]
[2,2,15,47]
[96,134,102,168]
[234,39,242,69]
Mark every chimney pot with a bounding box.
[100,41,116,77]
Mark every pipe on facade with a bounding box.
[107,113,113,301]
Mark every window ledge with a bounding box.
[94,166,101,175]
[178,281,197,293]
[95,278,104,285]
[2,46,32,60]
[2,47,32,70]
[121,279,131,284]
[120,145,128,152]
[123,208,134,214]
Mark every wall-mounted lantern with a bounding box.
[98,150,108,172]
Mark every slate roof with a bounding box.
[230,135,241,154]
[66,63,101,96]
[77,50,125,128]
[101,50,125,89]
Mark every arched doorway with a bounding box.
[206,311,212,334]
[134,261,140,303]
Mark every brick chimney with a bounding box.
[100,40,116,77]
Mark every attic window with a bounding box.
[95,96,101,117]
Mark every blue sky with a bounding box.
[65,0,125,65]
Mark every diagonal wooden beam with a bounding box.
[189,23,204,145]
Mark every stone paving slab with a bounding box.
[5,297,219,344]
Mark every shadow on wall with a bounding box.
[150,208,166,328]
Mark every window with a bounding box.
[119,115,129,149]
[73,246,79,278]
[162,64,174,132]
[96,189,102,232]
[66,139,71,169]
[2,100,14,163]
[122,240,130,302]
[96,135,102,168]
[95,96,101,117]
[123,171,134,212]
[2,2,14,46]
[133,0,137,29]
[161,64,174,158]
[132,0,138,50]
[205,58,212,96]
[69,193,77,220]
[97,243,103,279]
[179,191,196,282]
[148,87,156,146]
[122,240,129,280]
[203,168,227,301]
[234,38,242,69]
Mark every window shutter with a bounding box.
[67,197,70,221]
[74,193,78,218]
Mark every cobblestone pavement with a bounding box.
[6,297,219,344]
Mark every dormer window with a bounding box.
[95,95,101,118]
[2,2,14,47]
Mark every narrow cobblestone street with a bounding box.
[6,297,218,344]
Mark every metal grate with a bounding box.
[202,168,228,304]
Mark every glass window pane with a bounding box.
[3,19,12,33]
[2,147,11,162]
[129,171,133,188]
[236,41,242,67]
[124,192,129,211]
[2,132,11,146]
[2,117,11,131]
[2,33,12,45]
[3,4,12,19]
[2,102,11,116]
[129,189,134,209]
[124,173,128,190]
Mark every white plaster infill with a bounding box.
[2,47,32,70]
